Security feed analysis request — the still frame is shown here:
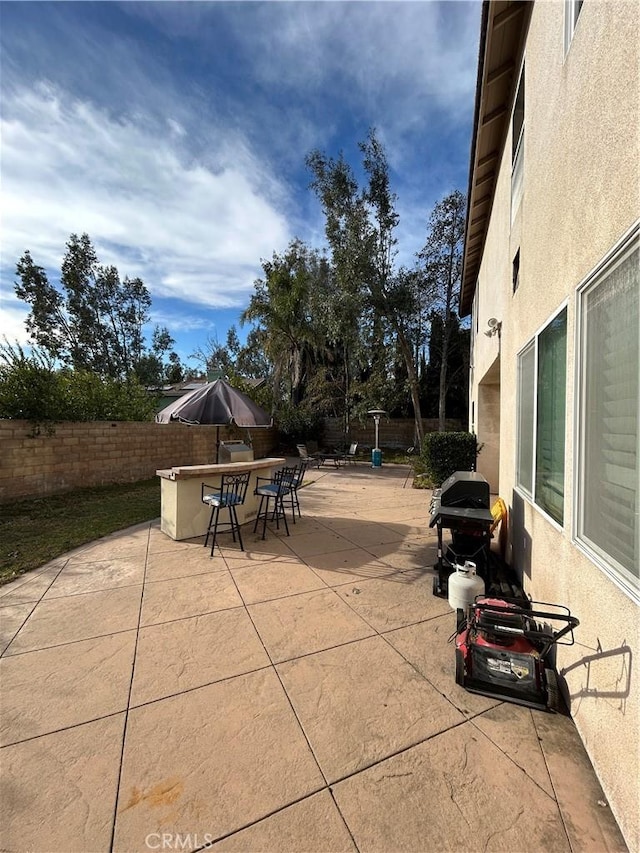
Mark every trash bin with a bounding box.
[371,448,382,468]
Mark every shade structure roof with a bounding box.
[155,379,272,428]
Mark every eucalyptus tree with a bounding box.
[307,129,424,443]
[190,326,270,389]
[191,329,239,379]
[14,233,179,382]
[420,312,470,421]
[417,190,467,431]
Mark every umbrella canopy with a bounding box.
[156,379,272,427]
[156,379,272,463]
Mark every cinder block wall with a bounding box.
[321,418,464,448]
[0,420,278,503]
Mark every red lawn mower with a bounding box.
[454,597,579,712]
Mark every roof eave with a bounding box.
[459,1,533,317]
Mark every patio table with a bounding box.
[320,452,346,468]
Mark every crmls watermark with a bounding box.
[145,833,214,850]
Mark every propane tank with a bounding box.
[448,561,485,612]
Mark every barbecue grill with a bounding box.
[429,471,494,599]
[218,441,254,463]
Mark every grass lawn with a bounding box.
[0,478,161,586]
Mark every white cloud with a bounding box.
[227,2,480,122]
[1,82,292,309]
[0,301,31,346]
[1,0,480,345]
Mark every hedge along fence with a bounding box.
[0,420,279,503]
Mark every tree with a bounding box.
[0,340,157,432]
[188,325,273,417]
[418,190,467,431]
[14,233,178,381]
[241,239,331,408]
[165,352,184,385]
[307,129,425,443]
[421,313,470,421]
[132,325,183,387]
[234,328,270,381]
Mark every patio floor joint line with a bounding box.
[108,523,152,853]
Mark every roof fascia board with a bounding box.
[460,1,533,317]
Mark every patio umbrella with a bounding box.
[155,379,272,462]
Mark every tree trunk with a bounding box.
[438,320,453,431]
[343,341,350,438]
[396,325,424,446]
[438,352,447,431]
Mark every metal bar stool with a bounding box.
[201,471,251,555]
[253,469,292,540]
[278,461,309,523]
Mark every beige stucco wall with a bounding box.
[468,1,640,847]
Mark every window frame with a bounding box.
[573,222,640,604]
[515,302,569,529]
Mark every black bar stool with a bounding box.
[201,471,251,555]
[278,461,309,523]
[253,469,292,540]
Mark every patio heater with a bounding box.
[367,409,387,468]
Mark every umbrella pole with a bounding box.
[216,426,220,464]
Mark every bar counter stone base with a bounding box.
[157,458,286,540]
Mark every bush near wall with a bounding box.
[0,420,278,503]
[420,431,478,486]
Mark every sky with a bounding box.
[0,0,481,374]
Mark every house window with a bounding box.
[564,0,584,54]
[516,307,568,525]
[576,228,639,599]
[513,249,521,293]
[511,65,525,220]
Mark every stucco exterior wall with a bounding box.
[468,2,639,847]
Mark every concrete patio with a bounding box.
[0,463,627,853]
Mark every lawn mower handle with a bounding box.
[473,600,580,654]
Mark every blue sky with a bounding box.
[0,0,481,373]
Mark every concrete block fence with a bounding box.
[321,417,463,450]
[0,420,278,503]
[0,416,463,503]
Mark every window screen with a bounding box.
[535,309,567,524]
[517,343,535,495]
[579,245,639,585]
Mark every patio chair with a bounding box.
[253,468,292,540]
[201,471,251,555]
[344,442,358,465]
[296,443,324,468]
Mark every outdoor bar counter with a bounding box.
[157,457,286,540]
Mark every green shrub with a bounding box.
[420,431,478,486]
[0,346,63,433]
[275,402,324,443]
[0,343,157,433]
[61,371,157,422]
